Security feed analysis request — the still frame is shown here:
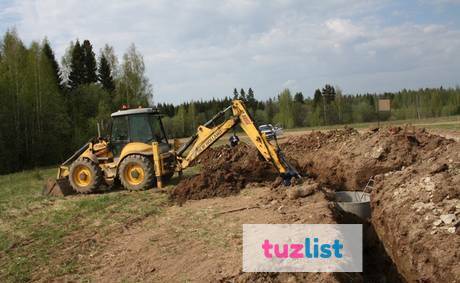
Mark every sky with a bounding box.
[1,0,460,104]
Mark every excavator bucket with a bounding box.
[42,178,74,197]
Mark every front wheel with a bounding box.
[69,159,103,193]
[119,155,155,191]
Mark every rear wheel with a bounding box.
[69,159,103,193]
[119,155,155,191]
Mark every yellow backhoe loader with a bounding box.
[43,100,299,196]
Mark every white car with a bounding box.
[258,124,283,139]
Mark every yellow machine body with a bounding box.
[44,99,298,196]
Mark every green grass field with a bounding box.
[208,115,460,146]
[287,114,460,132]
[0,167,199,282]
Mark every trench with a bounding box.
[326,190,405,283]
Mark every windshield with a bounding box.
[129,115,153,142]
[112,114,167,144]
[111,116,129,141]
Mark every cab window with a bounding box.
[111,116,129,141]
[129,114,153,143]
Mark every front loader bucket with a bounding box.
[42,178,75,197]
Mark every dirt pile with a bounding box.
[168,127,460,281]
[371,141,460,282]
[283,126,452,190]
[281,127,459,282]
[170,143,277,204]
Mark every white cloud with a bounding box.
[1,0,460,103]
[325,18,364,40]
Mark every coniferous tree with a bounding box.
[98,55,115,93]
[68,40,84,89]
[42,40,63,90]
[240,88,246,102]
[247,88,255,100]
[322,84,336,104]
[246,88,257,111]
[82,39,97,84]
[293,92,305,127]
[233,88,238,99]
[247,88,256,107]
[294,92,304,104]
[313,89,322,108]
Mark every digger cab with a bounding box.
[110,107,170,157]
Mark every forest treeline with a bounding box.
[159,85,460,138]
[0,30,152,174]
[0,30,459,174]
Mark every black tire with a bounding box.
[119,155,155,191]
[69,159,103,193]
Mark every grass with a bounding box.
[187,115,460,148]
[0,167,190,282]
[422,123,460,131]
[287,114,460,132]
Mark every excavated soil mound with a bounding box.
[170,143,277,204]
[171,127,459,281]
[281,127,459,282]
[283,126,451,190]
[371,141,460,282]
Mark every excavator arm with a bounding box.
[176,100,300,183]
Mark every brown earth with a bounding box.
[281,127,459,282]
[169,143,276,204]
[78,186,347,283]
[371,141,460,282]
[282,126,452,191]
[168,126,459,282]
